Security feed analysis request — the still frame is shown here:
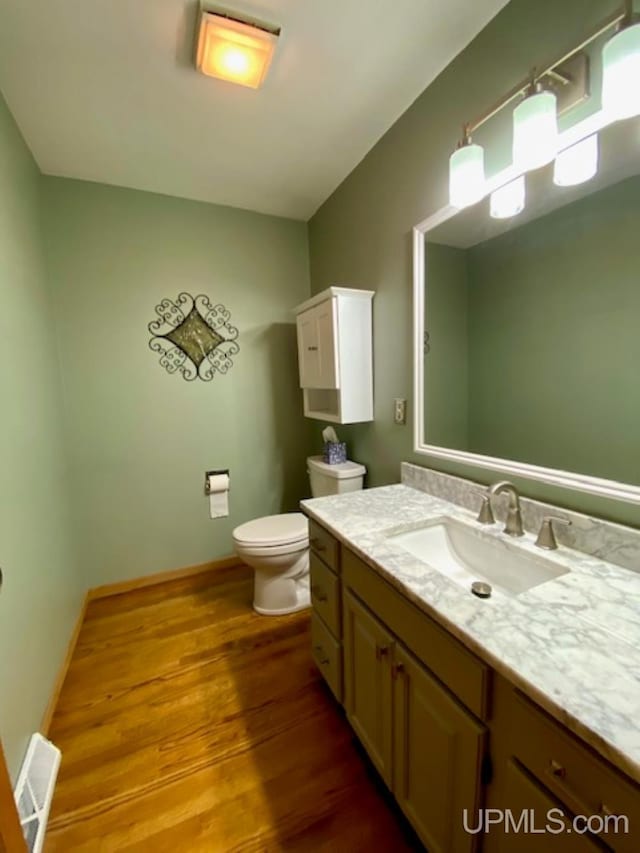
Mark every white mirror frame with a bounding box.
[413,107,640,505]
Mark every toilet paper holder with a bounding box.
[204,469,230,495]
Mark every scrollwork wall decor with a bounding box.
[148,293,239,381]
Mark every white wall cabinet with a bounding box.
[294,287,374,424]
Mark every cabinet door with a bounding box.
[296,308,320,388]
[343,590,394,786]
[492,760,604,852]
[296,301,338,390]
[314,300,338,388]
[393,643,487,853]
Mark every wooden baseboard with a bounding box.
[40,591,89,736]
[86,555,241,601]
[40,556,241,735]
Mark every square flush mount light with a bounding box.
[196,8,280,89]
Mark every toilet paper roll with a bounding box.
[207,473,229,519]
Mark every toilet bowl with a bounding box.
[233,513,310,615]
[232,456,366,616]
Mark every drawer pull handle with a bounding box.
[392,662,405,679]
[310,538,326,552]
[313,645,330,666]
[549,759,566,779]
[376,644,390,660]
[307,346,319,351]
[311,585,327,602]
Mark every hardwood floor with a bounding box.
[46,564,421,852]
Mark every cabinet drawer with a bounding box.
[311,612,342,702]
[343,547,489,719]
[508,691,639,852]
[310,552,341,637]
[309,519,339,572]
[495,760,605,852]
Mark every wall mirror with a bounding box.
[414,111,640,504]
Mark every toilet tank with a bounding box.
[307,456,366,498]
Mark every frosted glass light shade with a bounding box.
[554,135,599,186]
[490,176,525,219]
[512,90,558,171]
[602,23,640,120]
[449,143,485,208]
[196,11,278,89]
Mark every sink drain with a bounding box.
[471,581,492,599]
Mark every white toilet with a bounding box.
[233,456,366,615]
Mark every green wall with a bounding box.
[42,178,314,586]
[309,0,640,527]
[467,176,640,485]
[0,95,81,779]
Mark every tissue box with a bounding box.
[323,441,347,464]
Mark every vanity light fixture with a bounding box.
[490,176,525,219]
[196,7,280,89]
[602,16,640,120]
[449,128,486,209]
[448,2,638,200]
[512,84,558,172]
[553,134,599,186]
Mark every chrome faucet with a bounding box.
[477,480,524,537]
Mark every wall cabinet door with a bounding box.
[343,590,394,786]
[296,301,338,390]
[314,301,338,388]
[393,643,487,853]
[296,308,319,387]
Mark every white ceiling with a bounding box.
[0,0,509,220]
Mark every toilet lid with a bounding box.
[233,513,309,548]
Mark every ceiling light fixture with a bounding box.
[553,134,599,186]
[512,84,558,172]
[449,128,486,209]
[196,7,280,89]
[490,176,525,219]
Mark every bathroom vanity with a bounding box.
[303,478,640,852]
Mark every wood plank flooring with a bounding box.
[46,564,421,851]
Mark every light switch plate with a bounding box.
[393,398,407,425]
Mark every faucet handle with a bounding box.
[477,493,495,525]
[535,515,572,550]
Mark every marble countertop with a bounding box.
[301,484,640,784]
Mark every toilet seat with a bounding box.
[233,512,308,550]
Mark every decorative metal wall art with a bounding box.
[148,293,239,381]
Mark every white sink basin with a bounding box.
[389,517,569,596]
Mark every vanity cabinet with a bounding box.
[342,586,486,852]
[293,287,374,424]
[309,520,343,701]
[307,518,639,852]
[342,590,394,785]
[494,760,605,852]
[486,678,640,853]
[392,642,487,853]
